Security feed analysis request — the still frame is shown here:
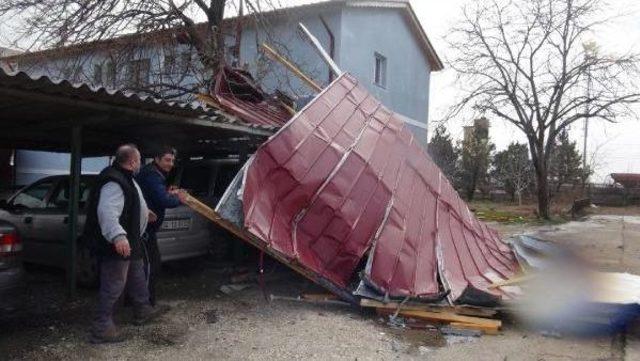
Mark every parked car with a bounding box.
[0,220,25,311]
[0,158,243,286]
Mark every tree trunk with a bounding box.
[528,140,551,220]
[535,165,550,219]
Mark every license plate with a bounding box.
[161,218,191,231]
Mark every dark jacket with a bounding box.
[85,165,143,260]
[136,163,180,233]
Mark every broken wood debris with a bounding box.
[360,298,498,318]
[269,294,351,307]
[375,308,501,335]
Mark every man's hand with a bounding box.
[176,189,189,203]
[114,238,131,257]
[148,210,158,223]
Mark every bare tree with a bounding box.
[0,0,325,99]
[448,0,640,218]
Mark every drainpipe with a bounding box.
[319,16,335,83]
[233,0,244,66]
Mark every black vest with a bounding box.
[85,165,143,260]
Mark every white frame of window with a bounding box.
[373,52,387,89]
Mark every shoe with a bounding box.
[90,326,126,344]
[132,304,170,326]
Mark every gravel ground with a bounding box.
[2,212,640,361]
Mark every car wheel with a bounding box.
[76,243,98,288]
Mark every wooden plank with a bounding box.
[488,274,535,289]
[260,43,323,92]
[376,308,501,329]
[449,322,500,335]
[182,194,357,304]
[360,298,497,318]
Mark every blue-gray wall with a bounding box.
[237,10,342,98]
[339,7,430,146]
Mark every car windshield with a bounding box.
[180,164,213,197]
[11,180,55,209]
[47,178,94,210]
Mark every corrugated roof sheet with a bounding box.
[236,74,519,305]
[0,66,279,132]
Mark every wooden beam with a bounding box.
[360,298,497,318]
[260,43,323,92]
[376,308,501,330]
[182,194,357,304]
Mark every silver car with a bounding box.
[0,159,242,286]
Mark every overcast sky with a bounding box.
[409,0,640,182]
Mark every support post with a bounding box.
[67,125,82,298]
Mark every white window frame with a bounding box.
[373,52,387,89]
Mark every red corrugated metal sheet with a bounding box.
[611,173,640,189]
[210,67,291,127]
[241,74,519,303]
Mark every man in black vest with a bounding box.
[86,144,161,343]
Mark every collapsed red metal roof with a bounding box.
[611,173,640,189]
[221,74,520,305]
[210,66,292,127]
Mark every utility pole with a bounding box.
[582,42,596,188]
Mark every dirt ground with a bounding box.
[2,208,640,361]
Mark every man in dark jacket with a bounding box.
[86,144,161,343]
[136,146,187,305]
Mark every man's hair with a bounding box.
[114,144,139,165]
[154,145,177,159]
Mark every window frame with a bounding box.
[373,52,387,89]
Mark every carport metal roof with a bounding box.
[0,66,277,297]
[0,67,276,157]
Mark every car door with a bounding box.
[39,177,93,267]
[4,178,62,266]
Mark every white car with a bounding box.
[0,158,242,286]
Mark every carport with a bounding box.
[0,67,276,296]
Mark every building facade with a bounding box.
[2,0,442,186]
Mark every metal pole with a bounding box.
[298,23,343,77]
[583,72,591,172]
[67,125,82,298]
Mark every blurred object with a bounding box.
[508,235,640,335]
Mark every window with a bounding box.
[179,164,213,197]
[105,61,116,88]
[127,59,151,88]
[213,164,242,198]
[374,52,387,88]
[62,66,81,82]
[11,180,56,209]
[47,179,93,210]
[164,54,176,75]
[180,51,192,73]
[93,64,102,86]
